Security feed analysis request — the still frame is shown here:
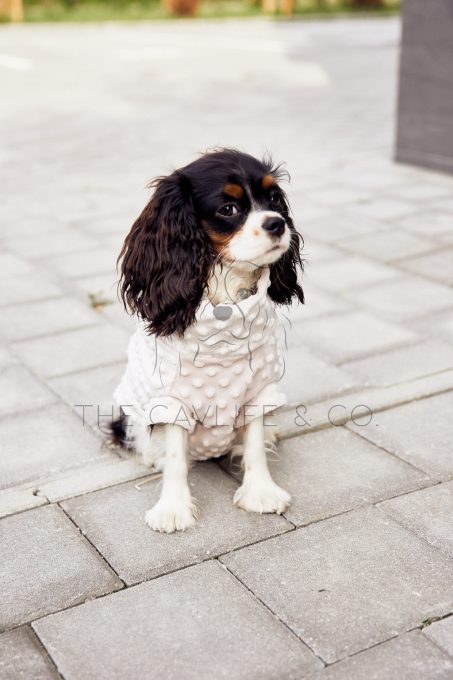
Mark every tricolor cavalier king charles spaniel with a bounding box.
[111,149,304,533]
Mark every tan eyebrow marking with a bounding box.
[262,174,276,189]
[223,183,244,199]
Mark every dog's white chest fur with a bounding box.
[115,268,286,461]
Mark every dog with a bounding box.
[110,149,304,533]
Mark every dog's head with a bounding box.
[118,149,304,336]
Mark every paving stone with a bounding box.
[0,504,122,630]
[0,404,115,490]
[12,324,130,378]
[45,248,117,279]
[348,392,453,478]
[301,238,340,263]
[392,183,453,201]
[33,560,321,680]
[424,616,453,658]
[280,345,359,404]
[37,458,149,503]
[0,297,99,341]
[0,253,32,279]
[0,627,60,680]
[221,506,453,663]
[48,362,125,429]
[346,275,453,322]
[0,364,57,417]
[305,184,372,208]
[296,312,417,364]
[75,273,118,298]
[0,275,62,307]
[0,488,47,519]
[351,197,417,221]
[257,428,429,526]
[288,285,351,323]
[306,255,397,293]
[337,229,433,262]
[412,311,453,344]
[378,481,453,559]
[276,369,453,440]
[307,631,453,680]
[397,210,453,238]
[62,463,291,585]
[341,340,453,387]
[5,228,98,260]
[435,197,453,214]
[301,213,388,244]
[100,300,138,332]
[400,249,453,286]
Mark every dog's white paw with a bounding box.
[234,479,291,515]
[145,497,198,533]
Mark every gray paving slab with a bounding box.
[306,631,453,680]
[345,275,453,323]
[400,248,453,286]
[258,428,430,526]
[0,253,32,279]
[0,627,60,680]
[4,227,98,260]
[336,229,433,262]
[378,480,453,559]
[12,324,130,378]
[47,362,125,429]
[44,247,117,280]
[0,403,115,490]
[397,210,453,238]
[412,311,453,345]
[391,183,452,201]
[423,616,453,658]
[0,297,99,341]
[33,560,322,680]
[0,364,57,418]
[287,285,351,323]
[296,312,417,364]
[61,463,291,585]
[221,506,453,664]
[341,340,453,387]
[301,213,389,244]
[280,345,359,404]
[306,255,397,293]
[0,504,122,630]
[0,275,62,307]
[348,392,453,478]
[350,197,417,221]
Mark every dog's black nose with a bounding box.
[262,216,285,237]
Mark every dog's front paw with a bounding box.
[145,497,198,533]
[233,479,291,515]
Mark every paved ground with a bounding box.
[1,16,453,680]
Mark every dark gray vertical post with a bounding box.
[396,0,453,175]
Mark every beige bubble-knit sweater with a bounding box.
[114,268,286,461]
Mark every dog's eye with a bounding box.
[270,191,282,206]
[217,203,239,217]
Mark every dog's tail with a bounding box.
[107,413,128,448]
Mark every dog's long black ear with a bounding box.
[118,172,212,336]
[268,217,304,306]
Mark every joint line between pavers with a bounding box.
[219,558,326,667]
[57,504,126,589]
[28,625,67,680]
[280,384,453,441]
[375,502,453,564]
[344,426,437,480]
